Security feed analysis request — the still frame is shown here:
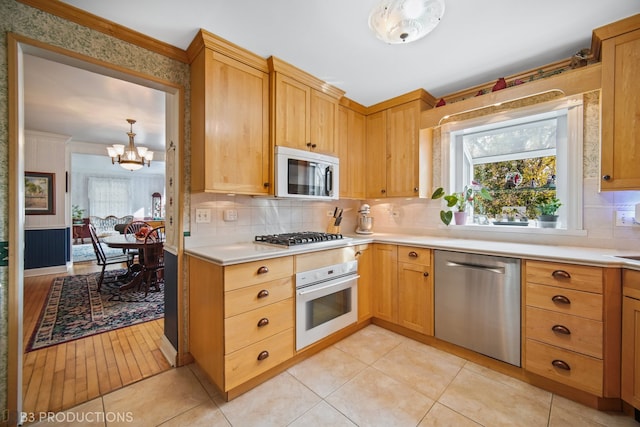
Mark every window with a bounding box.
[441,96,583,230]
[88,177,130,217]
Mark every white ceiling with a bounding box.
[24,1,639,150]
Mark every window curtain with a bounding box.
[88,177,130,217]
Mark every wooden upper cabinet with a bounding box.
[310,89,339,154]
[599,15,640,190]
[365,110,388,198]
[338,102,366,199]
[269,57,345,156]
[188,30,270,195]
[272,73,310,151]
[386,101,421,197]
[366,93,432,198]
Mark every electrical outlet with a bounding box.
[615,210,635,227]
[223,209,238,222]
[195,208,211,223]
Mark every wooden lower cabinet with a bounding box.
[372,244,433,335]
[355,244,373,323]
[372,244,398,323]
[188,255,294,397]
[523,260,621,401]
[622,269,640,409]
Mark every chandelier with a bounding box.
[107,119,154,171]
[368,0,445,44]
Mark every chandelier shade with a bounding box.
[107,119,154,171]
[368,0,445,44]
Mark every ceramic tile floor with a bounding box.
[31,325,638,427]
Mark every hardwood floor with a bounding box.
[22,261,171,414]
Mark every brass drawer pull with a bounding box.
[257,289,270,299]
[551,324,571,335]
[423,272,429,277]
[257,266,269,275]
[408,251,418,258]
[551,270,571,279]
[551,359,571,371]
[551,295,571,305]
[257,350,269,361]
[257,318,269,327]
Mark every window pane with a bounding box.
[463,118,557,160]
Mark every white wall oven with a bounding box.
[274,146,339,200]
[295,260,358,350]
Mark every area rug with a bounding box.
[27,269,164,352]
[72,243,124,263]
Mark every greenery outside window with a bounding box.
[440,96,584,230]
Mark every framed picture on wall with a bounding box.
[25,171,55,215]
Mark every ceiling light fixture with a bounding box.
[107,119,154,171]
[368,0,445,44]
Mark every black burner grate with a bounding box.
[255,231,343,246]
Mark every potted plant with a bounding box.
[536,197,561,228]
[431,183,493,225]
[72,205,85,224]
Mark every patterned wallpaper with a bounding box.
[0,0,190,417]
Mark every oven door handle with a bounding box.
[297,274,359,296]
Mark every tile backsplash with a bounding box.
[187,193,360,247]
[188,177,640,251]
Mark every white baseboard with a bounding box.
[159,334,177,367]
[24,265,68,277]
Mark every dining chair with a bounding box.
[141,225,165,296]
[88,223,132,292]
[123,220,151,264]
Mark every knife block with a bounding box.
[326,223,341,234]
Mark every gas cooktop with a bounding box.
[254,231,344,247]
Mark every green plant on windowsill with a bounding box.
[536,197,561,228]
[431,183,493,225]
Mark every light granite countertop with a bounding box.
[184,232,640,269]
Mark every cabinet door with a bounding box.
[371,244,397,322]
[366,110,388,198]
[355,245,373,323]
[208,52,270,194]
[273,73,310,150]
[398,262,433,335]
[310,89,338,154]
[386,101,420,197]
[338,106,366,199]
[622,295,640,408]
[601,28,640,190]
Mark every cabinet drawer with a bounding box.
[225,299,293,354]
[525,306,603,358]
[295,247,357,272]
[526,261,602,293]
[525,339,603,396]
[397,246,431,266]
[225,277,293,318]
[225,256,293,291]
[225,328,294,390]
[526,283,602,321]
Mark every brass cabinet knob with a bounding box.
[551,295,571,305]
[551,359,570,371]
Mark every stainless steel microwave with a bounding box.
[274,146,339,200]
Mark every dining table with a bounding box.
[102,234,149,291]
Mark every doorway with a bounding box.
[8,33,183,417]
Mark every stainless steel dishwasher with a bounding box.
[434,250,521,366]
